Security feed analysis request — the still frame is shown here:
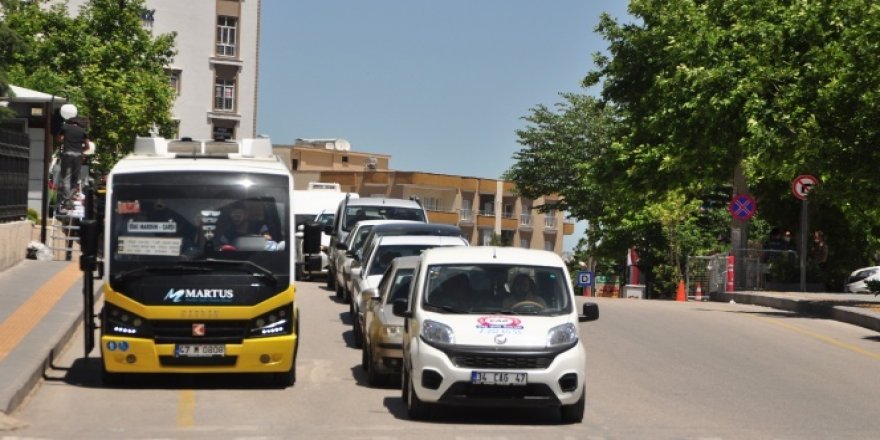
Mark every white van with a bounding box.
[293,183,357,279]
[393,246,599,423]
[325,197,427,290]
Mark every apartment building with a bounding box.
[275,140,575,254]
[65,0,261,140]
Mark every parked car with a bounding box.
[844,266,880,293]
[342,222,464,306]
[392,246,599,423]
[349,233,468,348]
[325,197,428,290]
[361,255,420,386]
[333,220,419,301]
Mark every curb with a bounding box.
[722,292,880,333]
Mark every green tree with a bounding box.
[508,0,880,293]
[0,0,27,119]
[2,0,177,173]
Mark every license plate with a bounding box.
[471,371,528,386]
[175,344,225,357]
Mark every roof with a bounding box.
[344,197,422,209]
[375,235,468,246]
[5,85,68,104]
[418,246,565,267]
[369,222,460,236]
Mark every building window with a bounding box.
[216,16,237,57]
[423,197,441,211]
[214,78,235,111]
[341,156,349,163]
[169,70,181,94]
[212,124,235,141]
[520,238,529,249]
[291,159,299,170]
[544,241,554,251]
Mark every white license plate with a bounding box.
[471,371,528,386]
[175,344,225,357]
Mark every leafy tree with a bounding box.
[2,0,177,173]
[0,0,27,119]
[508,0,880,293]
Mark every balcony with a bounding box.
[428,210,460,225]
[459,209,474,225]
[519,214,533,230]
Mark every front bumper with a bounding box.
[408,339,586,407]
[101,334,297,373]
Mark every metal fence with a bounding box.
[0,128,30,223]
[687,249,801,296]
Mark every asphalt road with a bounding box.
[5,280,879,440]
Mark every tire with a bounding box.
[352,319,363,349]
[326,269,336,289]
[335,282,344,299]
[406,370,431,420]
[101,364,126,388]
[361,345,369,371]
[559,387,585,424]
[273,311,299,388]
[365,348,383,387]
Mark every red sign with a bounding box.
[791,174,819,200]
[729,194,757,221]
[192,323,206,337]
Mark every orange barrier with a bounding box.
[695,282,703,301]
[676,280,686,302]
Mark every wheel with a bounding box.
[271,362,296,388]
[335,282,344,299]
[101,363,126,388]
[365,348,383,387]
[352,319,363,349]
[509,300,545,313]
[406,370,431,420]
[559,387,585,424]
[361,345,369,371]
[326,269,336,289]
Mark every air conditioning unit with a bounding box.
[365,157,377,171]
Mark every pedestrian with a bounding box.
[55,116,90,213]
[810,230,828,275]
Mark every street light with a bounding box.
[40,91,76,244]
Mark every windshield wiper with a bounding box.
[112,265,213,285]
[179,258,278,285]
[423,303,468,314]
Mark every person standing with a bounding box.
[55,117,90,213]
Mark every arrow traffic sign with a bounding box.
[791,174,819,200]
[729,194,757,221]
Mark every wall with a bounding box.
[0,221,33,271]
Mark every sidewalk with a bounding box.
[0,258,87,421]
[0,259,878,424]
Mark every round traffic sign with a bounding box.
[791,174,819,200]
[729,194,757,221]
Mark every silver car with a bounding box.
[361,256,420,386]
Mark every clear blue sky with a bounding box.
[257,1,631,251]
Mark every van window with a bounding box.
[422,264,571,315]
[343,206,425,231]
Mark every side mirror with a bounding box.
[392,298,411,318]
[323,225,334,235]
[579,302,599,323]
[336,241,348,250]
[297,224,304,232]
[295,231,304,238]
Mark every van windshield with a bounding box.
[109,172,290,288]
[342,206,425,231]
[422,264,572,315]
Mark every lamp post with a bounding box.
[40,91,76,243]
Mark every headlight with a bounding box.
[546,322,578,348]
[104,303,152,337]
[248,304,293,338]
[381,325,402,337]
[421,320,454,346]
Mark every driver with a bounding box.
[219,203,271,246]
[503,273,545,309]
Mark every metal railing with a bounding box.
[0,129,30,223]
[459,209,474,222]
[519,213,532,227]
[544,216,557,229]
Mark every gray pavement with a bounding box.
[0,258,878,428]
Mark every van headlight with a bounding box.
[104,303,152,337]
[381,324,402,337]
[546,323,578,348]
[420,320,454,346]
[248,304,293,338]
